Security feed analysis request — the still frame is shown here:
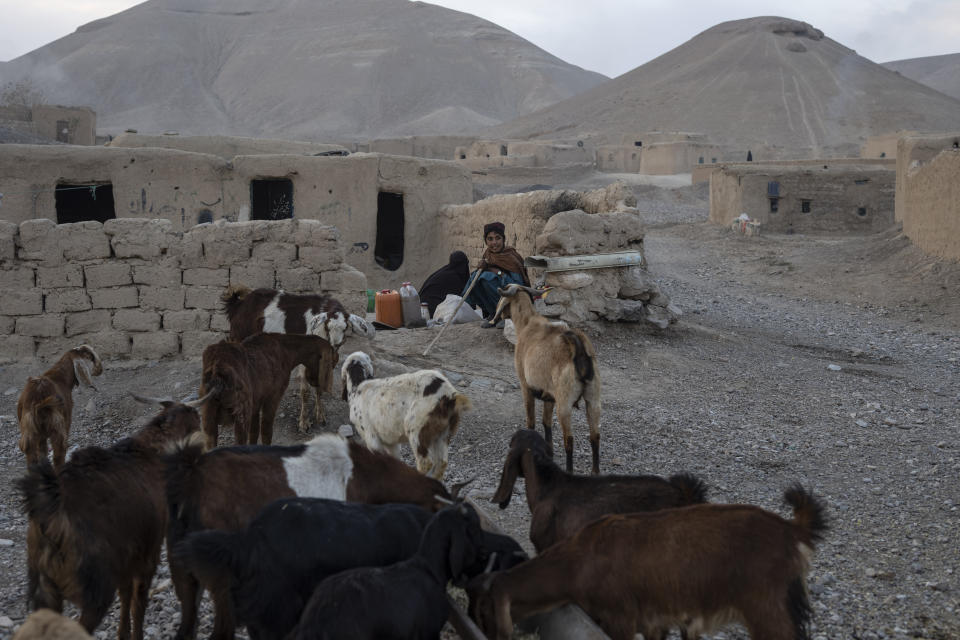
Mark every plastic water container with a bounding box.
[399,282,422,327]
[375,290,403,328]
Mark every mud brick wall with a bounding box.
[0,218,367,362]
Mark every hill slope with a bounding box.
[0,0,607,140]
[883,53,960,101]
[488,17,960,158]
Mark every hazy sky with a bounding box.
[1,0,958,77]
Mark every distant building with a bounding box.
[861,131,918,160]
[709,161,896,234]
[897,132,960,259]
[597,132,721,175]
[0,104,96,145]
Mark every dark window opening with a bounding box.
[801,200,811,213]
[747,150,753,161]
[711,157,717,163]
[953,141,959,149]
[459,154,466,160]
[857,207,867,217]
[769,198,779,213]
[56,120,71,144]
[880,152,887,158]
[854,178,870,185]
[634,141,642,147]
[251,179,293,220]
[197,209,214,224]
[767,181,780,197]
[500,145,508,156]
[55,183,116,224]
[375,192,404,271]
[698,156,704,164]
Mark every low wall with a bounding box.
[900,149,960,260]
[0,218,366,362]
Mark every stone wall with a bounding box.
[896,133,960,223]
[435,183,679,329]
[900,148,960,260]
[0,218,366,362]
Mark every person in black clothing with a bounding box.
[419,251,470,317]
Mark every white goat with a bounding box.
[340,352,471,480]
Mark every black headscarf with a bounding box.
[419,251,470,316]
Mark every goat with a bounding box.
[341,351,471,480]
[468,486,828,640]
[289,502,487,640]
[16,345,102,468]
[222,285,373,431]
[172,498,437,640]
[492,429,707,552]
[199,332,338,449]
[17,393,211,640]
[491,283,601,474]
[163,433,465,640]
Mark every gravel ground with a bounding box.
[0,180,958,639]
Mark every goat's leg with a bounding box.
[117,582,133,640]
[78,586,114,635]
[130,573,152,640]
[541,399,555,458]
[297,365,311,434]
[259,400,280,445]
[314,385,326,425]
[521,386,537,429]
[210,583,239,640]
[169,557,201,640]
[202,404,219,450]
[51,431,68,469]
[586,399,601,475]
[557,406,574,472]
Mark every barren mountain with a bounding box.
[883,52,960,101]
[487,17,960,158]
[0,0,606,140]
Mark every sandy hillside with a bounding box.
[0,0,606,140]
[883,52,960,101]
[487,17,960,157]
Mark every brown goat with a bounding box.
[162,433,460,640]
[492,284,601,473]
[492,429,707,552]
[18,393,211,640]
[221,285,373,431]
[469,486,827,640]
[17,345,102,468]
[199,333,338,449]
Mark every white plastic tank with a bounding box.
[399,282,423,327]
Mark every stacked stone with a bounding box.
[0,218,367,362]
[533,210,681,329]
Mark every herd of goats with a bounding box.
[12,283,828,640]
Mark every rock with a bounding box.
[546,271,593,289]
[0,539,12,547]
[337,424,354,438]
[0,616,13,628]
[827,364,842,371]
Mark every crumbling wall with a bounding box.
[896,133,960,223]
[900,148,960,260]
[436,183,678,329]
[0,218,366,362]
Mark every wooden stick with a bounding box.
[422,269,483,357]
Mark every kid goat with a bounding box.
[199,333,337,448]
[341,351,471,480]
[468,486,828,640]
[18,393,211,640]
[17,345,102,468]
[491,283,601,473]
[222,285,373,431]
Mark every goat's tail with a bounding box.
[164,432,207,521]
[668,472,708,505]
[784,485,828,547]
[172,529,245,586]
[17,459,64,532]
[454,393,472,414]
[562,329,596,384]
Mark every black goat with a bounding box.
[289,503,486,640]
[492,429,707,552]
[172,498,435,640]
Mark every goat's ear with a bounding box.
[340,378,348,402]
[533,287,553,300]
[490,447,520,509]
[348,314,374,337]
[74,358,98,390]
[131,392,174,407]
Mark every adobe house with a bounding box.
[0,143,472,289]
[454,139,593,170]
[897,133,960,259]
[861,131,917,160]
[107,132,349,158]
[596,132,721,175]
[363,136,478,160]
[709,162,896,234]
[0,104,96,145]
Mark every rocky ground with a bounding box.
[0,177,958,639]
